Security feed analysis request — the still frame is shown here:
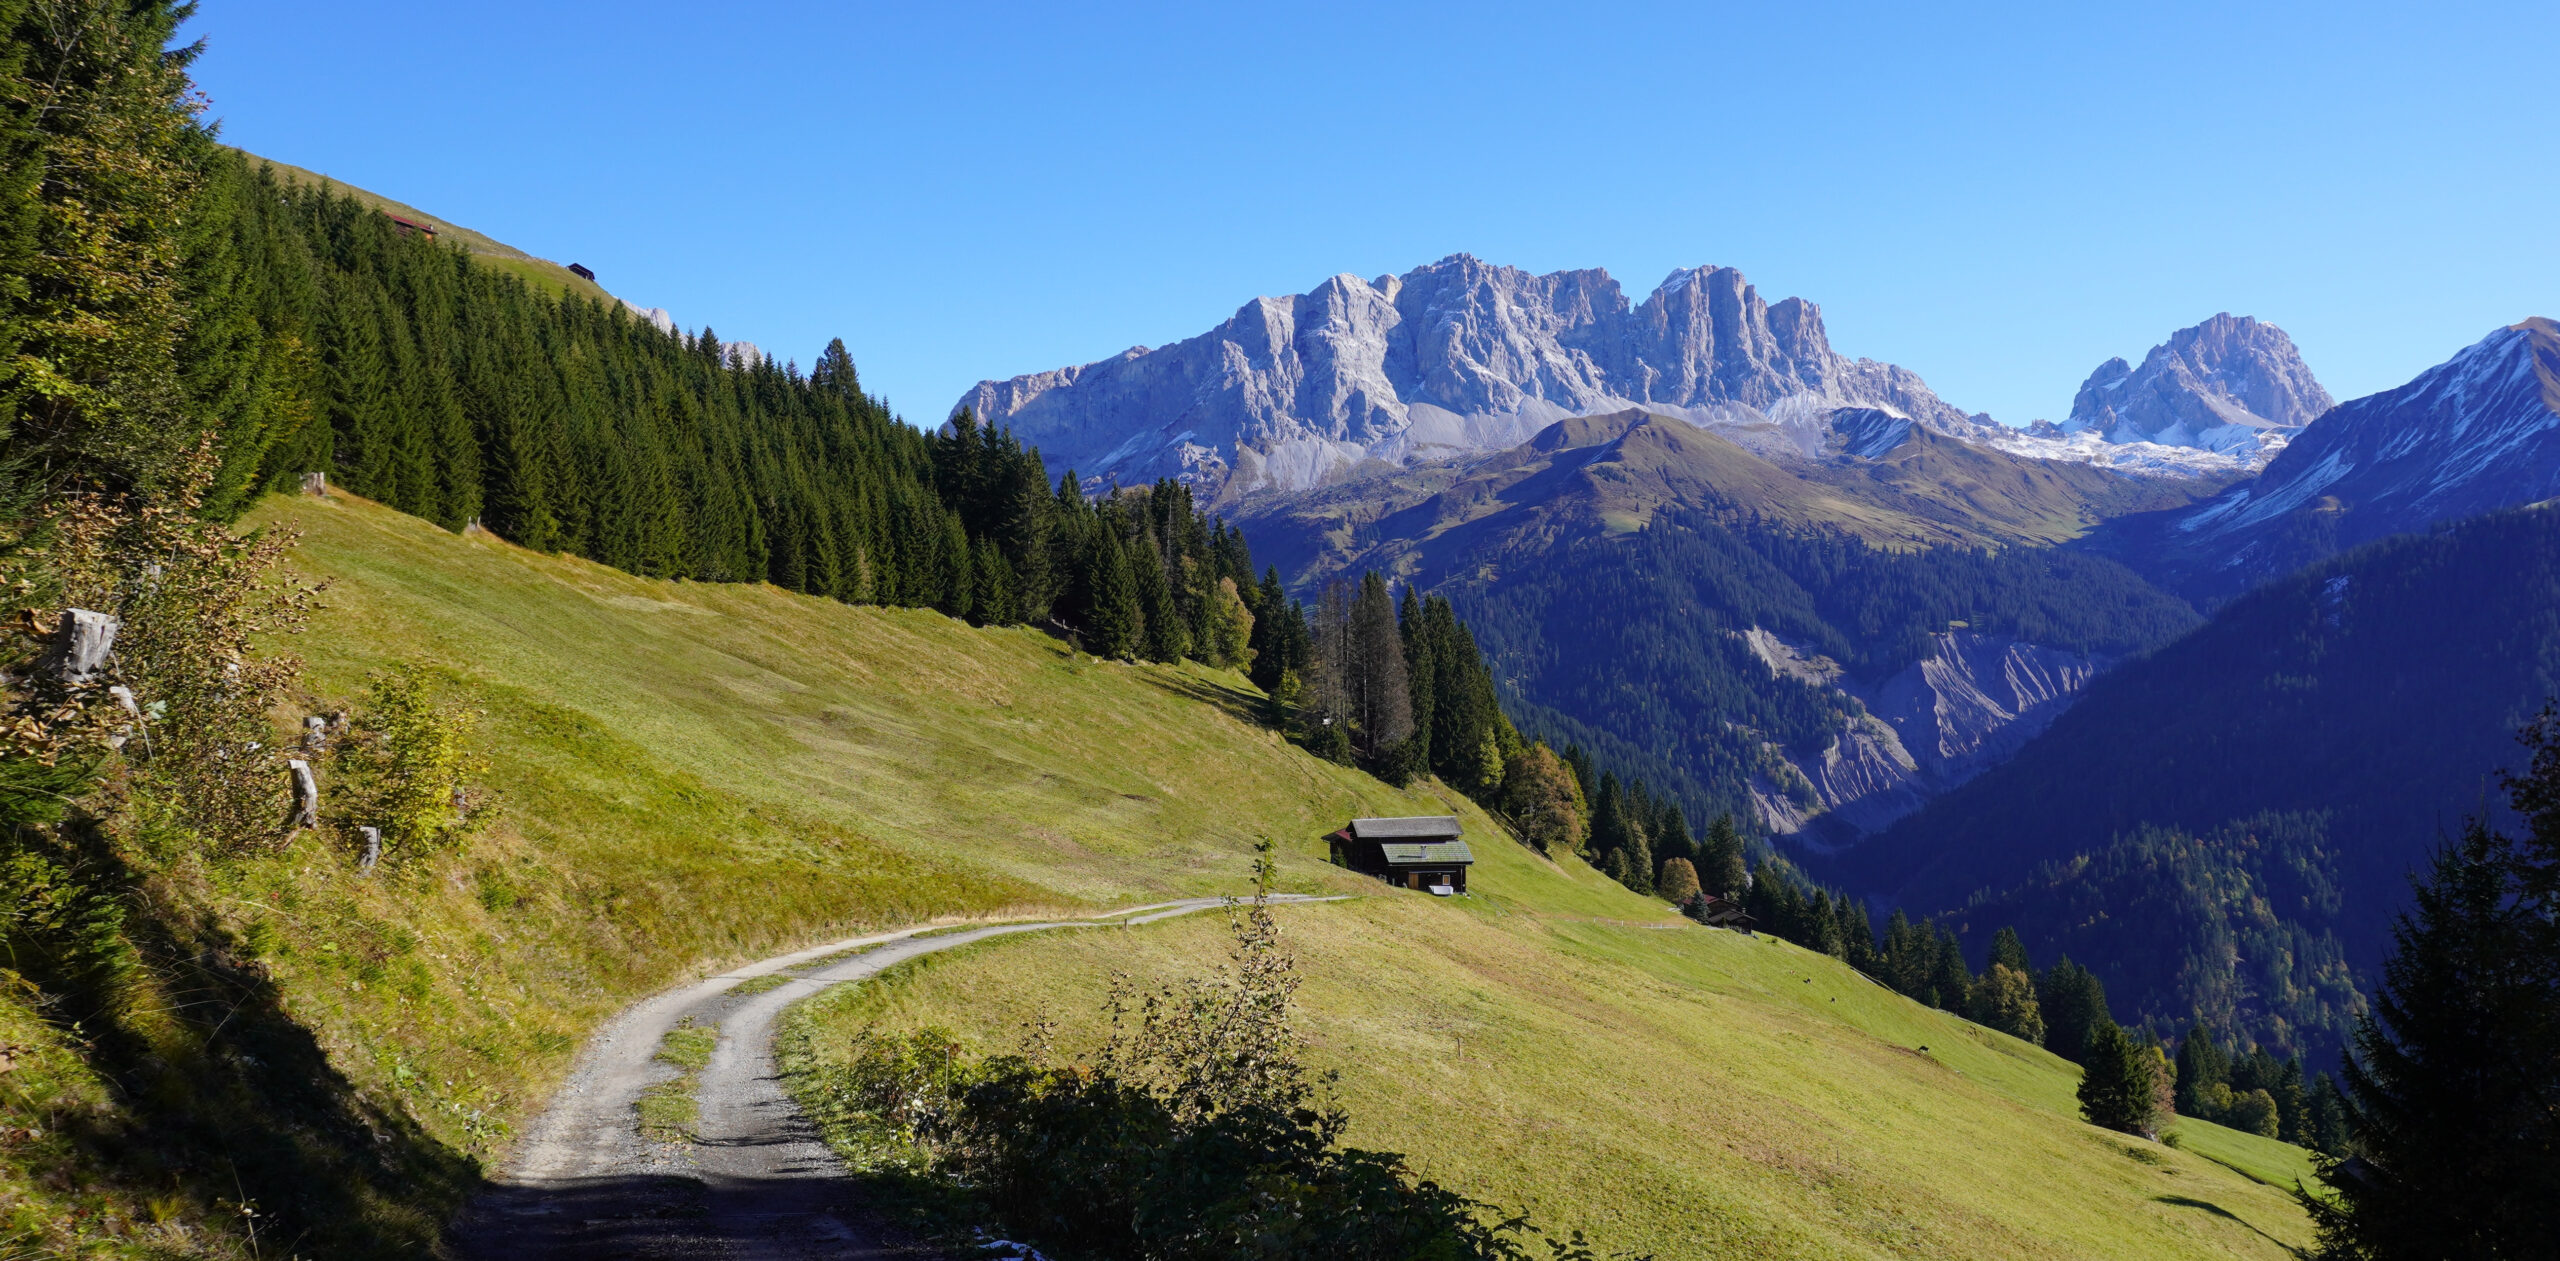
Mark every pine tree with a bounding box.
[2303,1072,2352,1158]
[2039,958,2112,1064]
[1699,812,1748,900]
[2173,1023,2231,1120]
[1930,927,1973,1012]
[1086,529,1140,659]
[2306,817,2557,1259]
[1247,568,1292,692]
[2077,1020,2160,1137]
[1130,531,1184,663]
[1349,573,1412,763]
[1990,926,2032,976]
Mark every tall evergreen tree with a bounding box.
[1990,926,2032,976]
[2078,1020,2161,1137]
[2174,1023,2232,1119]
[1699,813,1748,899]
[2040,958,2113,1064]
[1085,529,1140,659]
[2307,817,2559,1258]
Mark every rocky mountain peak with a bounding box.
[954,257,1987,497]
[2065,313,2331,460]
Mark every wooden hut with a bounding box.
[1328,816,1472,895]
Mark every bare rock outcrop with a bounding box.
[956,255,1987,496]
[2065,314,2331,461]
[1742,628,2107,846]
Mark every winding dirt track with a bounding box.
[446,897,1336,1260]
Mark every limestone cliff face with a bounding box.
[955,255,1982,495]
[2066,313,2331,461]
[1742,629,2106,847]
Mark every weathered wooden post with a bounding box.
[40,609,118,686]
[356,826,381,874]
[300,471,328,497]
[287,759,320,829]
[302,715,328,749]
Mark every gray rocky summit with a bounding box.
[2065,313,2332,459]
[954,255,1986,496]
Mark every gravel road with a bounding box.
[447,896,1337,1259]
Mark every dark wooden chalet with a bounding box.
[1329,816,1472,895]
[1693,894,1756,931]
[386,216,436,243]
[567,263,596,281]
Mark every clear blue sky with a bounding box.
[192,1,2556,429]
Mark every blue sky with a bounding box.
[193,1,2555,429]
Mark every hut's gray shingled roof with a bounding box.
[1348,816,1463,840]
[1377,840,1474,866]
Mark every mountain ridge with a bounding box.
[2057,313,2331,461]
[2083,317,2560,599]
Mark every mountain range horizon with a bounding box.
[951,250,2515,501]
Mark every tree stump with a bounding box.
[287,759,320,829]
[40,609,119,686]
[300,471,328,497]
[302,715,328,749]
[357,826,381,873]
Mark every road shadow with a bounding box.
[7,816,479,1256]
[448,1170,957,1260]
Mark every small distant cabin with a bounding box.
[567,263,596,282]
[1328,816,1472,895]
[1693,894,1756,931]
[386,216,436,243]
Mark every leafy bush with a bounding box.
[330,665,486,865]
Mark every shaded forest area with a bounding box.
[1455,508,2199,831]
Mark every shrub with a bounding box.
[330,665,486,866]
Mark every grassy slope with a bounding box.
[239,490,1488,1151]
[0,491,1470,1254]
[788,870,2319,1260]
[235,148,619,305]
[2,491,2313,1255]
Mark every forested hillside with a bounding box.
[1452,508,2197,832]
[1843,504,2560,1060]
[1238,409,2208,839]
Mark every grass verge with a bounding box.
[636,1022,717,1143]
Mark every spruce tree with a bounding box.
[1086,529,1140,659]
[2173,1023,2231,1120]
[1700,813,1748,900]
[2039,958,2112,1064]
[1990,926,2032,976]
[2306,817,2557,1258]
[1930,927,1973,1012]
[2077,1020,2159,1136]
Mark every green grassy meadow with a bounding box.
[1,490,2315,1255]
[787,889,2321,1260]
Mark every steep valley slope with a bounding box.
[0,491,2312,1258]
[1845,502,2560,1061]
[1235,409,2209,839]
